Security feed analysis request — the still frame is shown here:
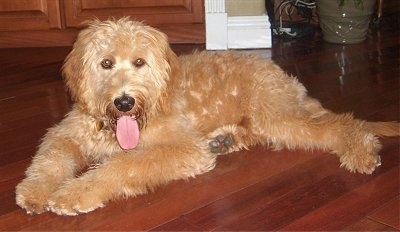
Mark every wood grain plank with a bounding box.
[279,167,399,231]
[367,196,400,230]
[150,217,204,231]
[346,218,396,231]
[217,143,399,231]
[154,153,341,230]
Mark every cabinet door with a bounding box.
[64,0,204,27]
[0,0,61,30]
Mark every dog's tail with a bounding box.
[366,121,400,137]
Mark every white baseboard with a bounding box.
[227,14,271,49]
[204,0,271,50]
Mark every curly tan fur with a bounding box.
[15,18,399,216]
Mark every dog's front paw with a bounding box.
[209,134,233,153]
[47,180,106,216]
[16,180,53,215]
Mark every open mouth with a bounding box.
[107,109,142,150]
[116,115,140,150]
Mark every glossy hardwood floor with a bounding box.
[0,16,399,230]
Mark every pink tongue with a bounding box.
[116,116,140,150]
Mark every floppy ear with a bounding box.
[141,26,180,76]
[160,42,181,114]
[140,26,181,114]
[62,46,83,102]
[62,20,101,103]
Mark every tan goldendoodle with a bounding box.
[16,18,399,216]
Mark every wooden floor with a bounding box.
[0,17,399,230]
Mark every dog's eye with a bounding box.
[101,59,114,69]
[133,58,145,68]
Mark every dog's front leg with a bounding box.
[15,137,86,215]
[47,144,216,216]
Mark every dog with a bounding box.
[16,18,399,216]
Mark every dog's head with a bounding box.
[62,18,179,149]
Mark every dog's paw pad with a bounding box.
[209,134,233,153]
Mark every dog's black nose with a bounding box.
[114,95,135,112]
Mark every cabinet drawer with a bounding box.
[64,0,204,27]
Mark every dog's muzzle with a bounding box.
[104,94,141,150]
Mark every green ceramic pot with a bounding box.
[316,0,376,44]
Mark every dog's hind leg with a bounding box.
[256,103,399,174]
[207,124,250,154]
[206,115,261,154]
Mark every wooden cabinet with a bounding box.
[0,0,205,47]
[64,0,203,27]
[0,0,61,30]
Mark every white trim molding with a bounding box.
[205,0,271,50]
